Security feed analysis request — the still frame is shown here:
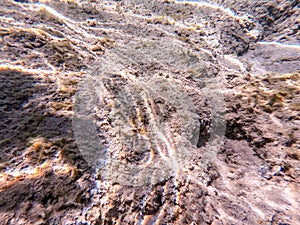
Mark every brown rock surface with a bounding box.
[0,0,299,224]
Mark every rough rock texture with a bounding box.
[0,0,299,224]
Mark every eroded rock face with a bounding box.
[0,0,299,224]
